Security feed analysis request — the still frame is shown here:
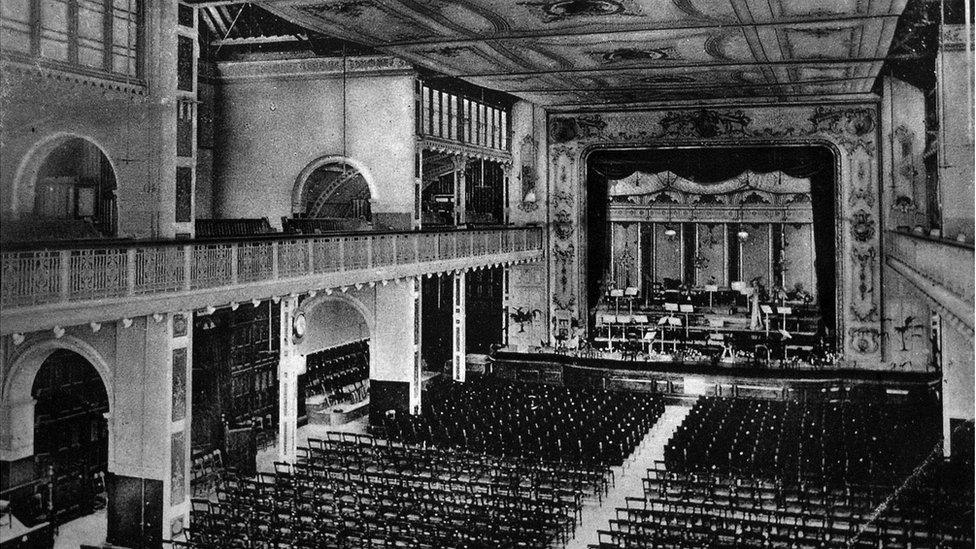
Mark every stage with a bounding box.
[491,348,939,402]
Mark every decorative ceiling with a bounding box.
[259,0,910,106]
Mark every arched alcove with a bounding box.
[1,338,113,533]
[290,156,377,232]
[9,134,117,240]
[32,350,110,524]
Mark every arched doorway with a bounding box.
[288,159,373,233]
[295,295,372,424]
[10,137,118,240]
[30,350,109,527]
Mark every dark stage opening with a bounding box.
[585,146,837,356]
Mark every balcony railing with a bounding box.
[0,227,543,322]
[886,230,974,329]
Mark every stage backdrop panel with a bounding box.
[783,223,817,301]
[696,224,727,286]
[740,224,771,287]
[611,222,641,289]
[653,223,682,283]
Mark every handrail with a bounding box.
[0,226,544,312]
[885,229,974,330]
[0,224,541,251]
[889,228,974,251]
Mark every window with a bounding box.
[175,166,193,222]
[0,0,141,78]
[414,80,511,151]
[177,34,194,91]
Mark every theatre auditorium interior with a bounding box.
[2,0,976,547]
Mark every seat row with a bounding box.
[182,434,601,548]
[386,379,665,468]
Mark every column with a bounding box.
[0,398,35,462]
[411,277,422,413]
[454,156,467,226]
[108,312,191,548]
[369,282,418,424]
[278,296,305,463]
[452,270,467,382]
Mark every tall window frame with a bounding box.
[0,0,143,80]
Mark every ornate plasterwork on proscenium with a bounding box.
[545,103,884,366]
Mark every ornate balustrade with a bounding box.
[885,230,974,331]
[0,227,543,334]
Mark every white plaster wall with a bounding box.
[938,41,976,241]
[370,283,415,383]
[0,91,158,238]
[214,67,416,227]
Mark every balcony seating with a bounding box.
[195,218,275,238]
[185,433,601,548]
[384,379,665,468]
[282,217,371,234]
[589,396,973,549]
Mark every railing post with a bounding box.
[230,244,239,284]
[272,241,280,279]
[59,250,71,301]
[126,249,137,296]
[307,239,315,274]
[366,235,373,269]
[339,238,346,271]
[183,245,192,291]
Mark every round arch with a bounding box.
[295,292,374,356]
[291,155,379,215]
[11,132,119,220]
[3,335,113,411]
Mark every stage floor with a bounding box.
[492,347,939,392]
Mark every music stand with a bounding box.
[704,284,718,307]
[625,287,639,316]
[679,304,694,341]
[610,288,624,319]
[643,330,657,354]
[776,306,793,333]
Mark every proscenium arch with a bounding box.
[2,335,113,409]
[11,132,119,219]
[577,139,845,349]
[291,156,379,216]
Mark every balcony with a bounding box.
[885,230,974,331]
[0,226,544,335]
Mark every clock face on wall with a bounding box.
[293,313,307,339]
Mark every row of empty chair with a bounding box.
[384,379,665,467]
[593,457,972,549]
[300,340,369,412]
[591,396,972,549]
[182,432,607,548]
[664,396,940,484]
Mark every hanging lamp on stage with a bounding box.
[735,198,749,241]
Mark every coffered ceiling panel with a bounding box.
[264,0,910,106]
